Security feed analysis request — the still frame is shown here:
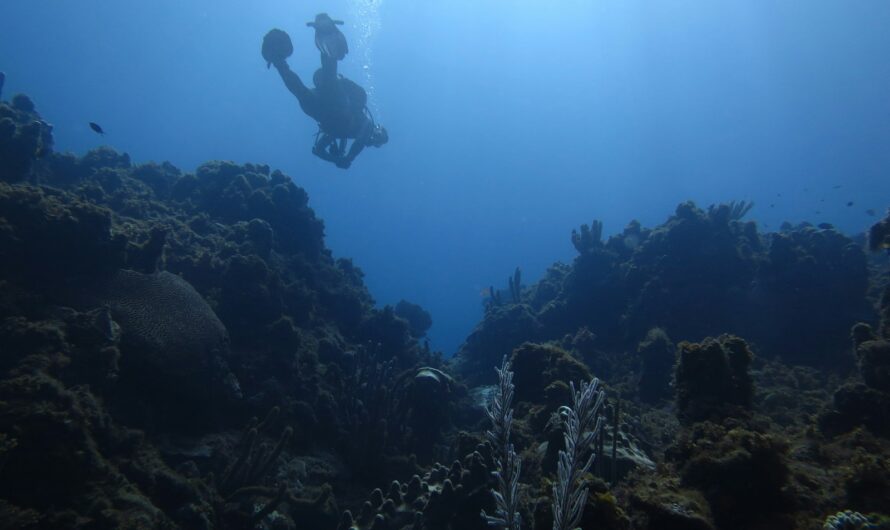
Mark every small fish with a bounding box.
[846,201,854,207]
[776,193,782,197]
[832,185,842,189]
[0,71,5,98]
[815,210,821,214]
[866,209,876,216]
[769,204,775,208]
[89,122,105,135]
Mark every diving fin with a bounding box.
[307,13,348,61]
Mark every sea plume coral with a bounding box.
[481,356,522,530]
[552,378,606,530]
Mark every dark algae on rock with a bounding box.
[2,92,890,529]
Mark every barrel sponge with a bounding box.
[97,270,229,377]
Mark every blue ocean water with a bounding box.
[2,1,889,355]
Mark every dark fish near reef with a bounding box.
[0,71,5,98]
[89,122,105,135]
[307,13,348,61]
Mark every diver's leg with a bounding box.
[312,133,339,162]
[320,54,338,83]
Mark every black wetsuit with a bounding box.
[275,55,367,137]
[274,43,379,167]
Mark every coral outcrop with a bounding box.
[0,93,444,527]
[675,335,754,423]
[637,328,675,403]
[452,202,871,382]
[0,94,53,182]
[820,287,890,437]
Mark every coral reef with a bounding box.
[636,328,675,403]
[338,449,498,530]
[674,335,754,423]
[820,288,890,437]
[0,94,53,182]
[869,210,890,253]
[0,94,441,527]
[451,304,543,386]
[393,299,433,339]
[668,423,790,529]
[2,91,888,529]
[452,201,870,375]
[755,222,870,365]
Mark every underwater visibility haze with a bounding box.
[3,0,890,355]
[1,1,890,529]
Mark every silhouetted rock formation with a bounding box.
[452,202,871,385]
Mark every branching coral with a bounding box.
[508,268,522,304]
[215,407,294,527]
[571,220,603,254]
[707,200,754,222]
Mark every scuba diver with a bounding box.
[263,13,388,169]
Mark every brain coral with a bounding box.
[96,269,229,378]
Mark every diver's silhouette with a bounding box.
[263,14,387,169]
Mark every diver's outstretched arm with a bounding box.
[339,120,373,168]
[341,139,367,168]
[273,61,313,105]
